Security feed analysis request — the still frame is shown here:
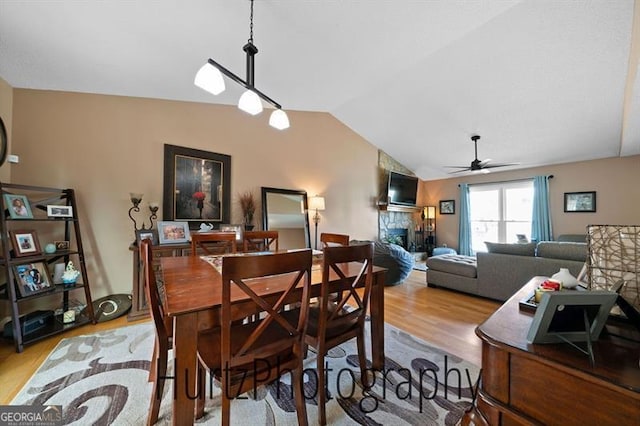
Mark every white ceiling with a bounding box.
[1,0,639,180]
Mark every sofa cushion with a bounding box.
[485,242,536,256]
[426,254,477,278]
[556,234,587,243]
[536,241,587,262]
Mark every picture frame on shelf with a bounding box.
[54,240,70,251]
[439,200,455,215]
[219,224,243,242]
[9,230,41,258]
[157,221,190,244]
[13,262,53,297]
[136,229,159,246]
[564,191,596,212]
[47,205,74,218]
[4,194,33,219]
[163,144,231,229]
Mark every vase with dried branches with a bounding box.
[238,191,256,230]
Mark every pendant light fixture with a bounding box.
[194,0,289,130]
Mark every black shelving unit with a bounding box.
[0,183,95,352]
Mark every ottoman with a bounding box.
[425,254,479,295]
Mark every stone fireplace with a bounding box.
[379,210,421,252]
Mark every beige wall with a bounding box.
[420,155,640,250]
[0,77,12,183]
[6,89,379,304]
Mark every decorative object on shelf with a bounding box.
[46,205,73,218]
[199,223,214,232]
[439,200,455,215]
[44,243,56,254]
[220,224,243,242]
[163,144,231,228]
[238,191,257,230]
[194,0,290,130]
[54,240,70,251]
[551,268,580,289]
[157,221,190,245]
[4,194,33,219]
[127,193,159,239]
[564,191,596,212]
[13,262,53,297]
[52,263,65,284]
[9,229,41,258]
[308,196,325,250]
[62,310,76,324]
[135,229,159,246]
[61,261,81,287]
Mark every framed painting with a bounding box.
[13,262,53,297]
[163,144,231,229]
[564,191,596,212]
[157,221,190,245]
[4,194,33,219]
[9,230,41,258]
[439,200,455,215]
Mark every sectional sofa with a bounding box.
[425,236,587,301]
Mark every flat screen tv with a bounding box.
[388,171,419,206]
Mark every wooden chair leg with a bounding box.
[195,363,205,419]
[148,339,158,383]
[293,361,309,426]
[316,350,327,426]
[147,345,167,426]
[221,390,231,426]
[356,331,370,388]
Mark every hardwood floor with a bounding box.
[0,269,500,405]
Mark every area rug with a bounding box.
[11,321,480,425]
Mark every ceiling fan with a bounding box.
[446,135,519,174]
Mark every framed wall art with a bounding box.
[163,144,231,229]
[9,230,41,258]
[564,191,596,213]
[13,262,53,297]
[439,200,455,215]
[157,221,190,245]
[4,194,33,219]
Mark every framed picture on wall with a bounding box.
[564,191,596,213]
[439,200,455,215]
[163,144,231,229]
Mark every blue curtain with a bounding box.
[531,175,553,242]
[458,183,473,255]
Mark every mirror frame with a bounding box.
[261,187,311,249]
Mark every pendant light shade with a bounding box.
[238,90,263,115]
[194,63,225,95]
[269,109,290,130]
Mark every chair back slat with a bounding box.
[191,231,237,255]
[243,230,279,252]
[321,232,349,248]
[139,240,169,345]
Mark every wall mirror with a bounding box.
[261,187,310,250]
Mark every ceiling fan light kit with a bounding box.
[194,0,289,130]
[446,135,518,174]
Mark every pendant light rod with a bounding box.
[204,57,282,110]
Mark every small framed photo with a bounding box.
[564,191,596,213]
[157,221,190,244]
[13,262,53,297]
[136,229,159,246]
[439,200,455,215]
[219,224,243,242]
[47,205,74,218]
[9,230,41,257]
[55,240,70,251]
[4,194,33,219]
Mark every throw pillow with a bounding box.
[536,242,587,261]
[485,241,536,256]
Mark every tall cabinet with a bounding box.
[0,183,95,352]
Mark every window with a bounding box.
[469,180,534,253]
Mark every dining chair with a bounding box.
[139,239,174,425]
[191,231,237,255]
[242,230,279,252]
[320,232,349,248]
[304,242,374,426]
[196,249,312,426]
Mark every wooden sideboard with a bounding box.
[128,242,192,320]
[465,277,640,425]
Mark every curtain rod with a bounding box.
[457,175,553,187]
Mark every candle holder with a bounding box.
[128,193,159,238]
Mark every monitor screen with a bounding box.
[388,172,418,206]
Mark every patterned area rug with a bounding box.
[12,321,479,425]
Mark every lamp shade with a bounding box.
[269,109,290,130]
[426,206,436,219]
[308,196,325,211]
[238,90,263,115]
[194,63,225,95]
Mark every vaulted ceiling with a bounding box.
[1,1,638,180]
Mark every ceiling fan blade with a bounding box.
[479,158,492,166]
[444,165,473,169]
[448,168,472,174]
[482,162,520,169]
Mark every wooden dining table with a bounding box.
[159,254,387,426]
